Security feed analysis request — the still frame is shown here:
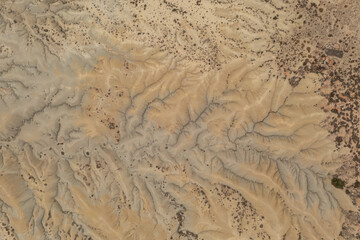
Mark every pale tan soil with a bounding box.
[0,0,358,239]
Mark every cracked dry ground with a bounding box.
[0,0,359,239]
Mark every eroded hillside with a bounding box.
[0,0,359,239]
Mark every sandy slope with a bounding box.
[0,0,359,239]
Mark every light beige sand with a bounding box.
[0,0,359,239]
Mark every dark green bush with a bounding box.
[331,177,346,189]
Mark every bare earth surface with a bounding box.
[0,0,359,239]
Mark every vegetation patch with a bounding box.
[331,177,346,189]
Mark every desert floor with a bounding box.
[0,0,359,239]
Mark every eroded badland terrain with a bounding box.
[0,0,359,239]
